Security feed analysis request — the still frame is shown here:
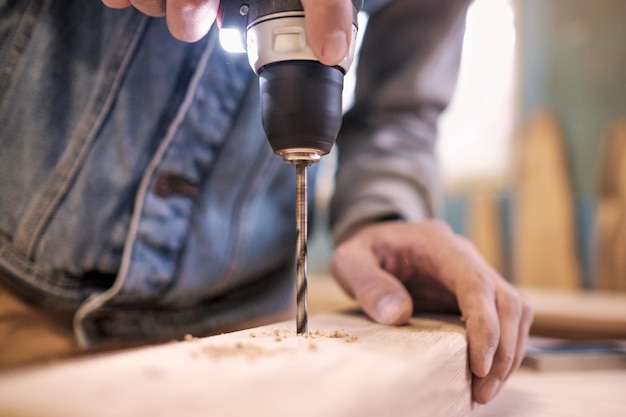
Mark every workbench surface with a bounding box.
[311,276,626,417]
[0,275,624,417]
[476,368,626,417]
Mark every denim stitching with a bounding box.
[0,237,88,308]
[74,30,219,347]
[0,0,46,103]
[13,13,149,259]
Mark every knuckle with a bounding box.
[502,288,534,322]
[425,219,454,237]
[470,313,499,342]
[521,296,535,321]
[502,293,523,317]
[485,330,500,348]
[499,351,516,370]
[423,220,459,251]
[456,235,483,257]
[470,272,497,296]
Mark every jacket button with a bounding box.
[154,172,199,198]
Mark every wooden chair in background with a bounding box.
[512,111,582,290]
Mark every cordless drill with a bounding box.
[217,0,362,334]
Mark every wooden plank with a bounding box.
[513,111,582,289]
[594,121,626,291]
[0,312,471,417]
[523,287,626,339]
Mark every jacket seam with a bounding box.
[0,237,87,308]
[74,30,219,348]
[13,13,150,259]
[0,0,47,106]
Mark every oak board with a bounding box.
[0,312,472,417]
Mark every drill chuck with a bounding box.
[259,61,344,157]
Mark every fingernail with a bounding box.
[479,377,500,402]
[322,31,348,64]
[376,294,405,324]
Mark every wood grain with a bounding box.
[513,111,582,289]
[594,121,626,291]
[0,312,472,417]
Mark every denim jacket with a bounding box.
[0,0,469,347]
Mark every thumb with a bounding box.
[331,246,413,325]
[165,0,220,42]
[301,0,353,66]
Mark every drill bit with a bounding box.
[281,150,320,333]
[295,162,309,334]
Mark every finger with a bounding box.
[438,238,500,379]
[102,0,132,8]
[332,243,413,325]
[472,284,522,404]
[166,0,220,42]
[301,0,353,65]
[457,273,500,380]
[506,295,534,378]
[129,0,166,16]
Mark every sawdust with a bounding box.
[187,328,358,360]
[261,328,358,342]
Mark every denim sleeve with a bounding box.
[330,0,471,243]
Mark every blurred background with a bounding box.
[311,0,626,300]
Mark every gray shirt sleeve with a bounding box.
[330,0,471,243]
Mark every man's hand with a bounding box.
[331,220,534,404]
[101,0,353,65]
